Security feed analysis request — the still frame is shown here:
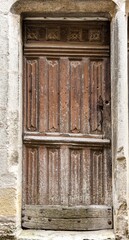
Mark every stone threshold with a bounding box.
[17,230,115,240]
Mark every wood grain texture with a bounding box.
[23,20,111,231]
[70,60,81,133]
[60,146,69,205]
[90,60,103,134]
[69,149,82,205]
[23,145,111,207]
[59,58,69,133]
[24,20,110,45]
[23,135,110,146]
[24,46,110,57]
[22,205,112,230]
[24,146,39,205]
[24,57,111,137]
[23,205,112,218]
[48,59,59,132]
[90,149,104,205]
[22,217,112,230]
[47,148,60,205]
[25,59,38,131]
[39,57,48,132]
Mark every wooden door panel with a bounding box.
[23,144,112,230]
[24,57,110,138]
[24,59,39,131]
[23,20,112,230]
[90,60,104,134]
[23,145,111,206]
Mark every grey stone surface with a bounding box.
[18,230,115,240]
[0,0,129,239]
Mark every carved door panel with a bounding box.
[22,20,112,230]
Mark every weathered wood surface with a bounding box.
[24,46,110,57]
[22,205,112,230]
[23,20,111,231]
[23,146,112,207]
[24,20,110,45]
[23,135,110,146]
[24,57,111,137]
[23,205,112,218]
[22,218,112,230]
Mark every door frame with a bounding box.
[7,1,129,237]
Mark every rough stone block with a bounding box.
[0,128,7,147]
[0,173,18,189]
[0,82,8,108]
[0,14,8,38]
[0,54,9,72]
[9,38,19,73]
[0,188,16,216]
[0,37,8,55]
[0,149,7,173]
[17,230,115,240]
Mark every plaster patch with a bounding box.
[118,201,127,215]
[10,151,19,165]
[0,188,17,216]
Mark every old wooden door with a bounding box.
[22,20,112,230]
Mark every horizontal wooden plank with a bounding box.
[24,44,110,50]
[23,135,110,146]
[24,17,109,21]
[22,205,112,219]
[22,218,112,230]
[24,46,110,57]
[22,205,112,230]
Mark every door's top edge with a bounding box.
[24,17,110,21]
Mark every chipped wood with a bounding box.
[22,205,112,230]
[23,20,112,231]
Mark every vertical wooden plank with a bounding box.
[69,149,82,206]
[104,148,112,205]
[26,146,38,205]
[48,59,59,132]
[26,59,38,131]
[103,58,111,139]
[38,146,48,205]
[60,146,69,205]
[59,58,70,133]
[22,145,27,206]
[23,57,27,133]
[70,60,82,133]
[81,58,90,134]
[39,57,48,132]
[90,149,104,205]
[26,61,32,131]
[82,148,91,205]
[48,148,60,205]
[90,60,104,134]
[90,61,97,133]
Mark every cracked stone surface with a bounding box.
[18,230,115,240]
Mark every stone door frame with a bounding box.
[4,0,128,239]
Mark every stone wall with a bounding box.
[0,1,22,237]
[0,0,128,239]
